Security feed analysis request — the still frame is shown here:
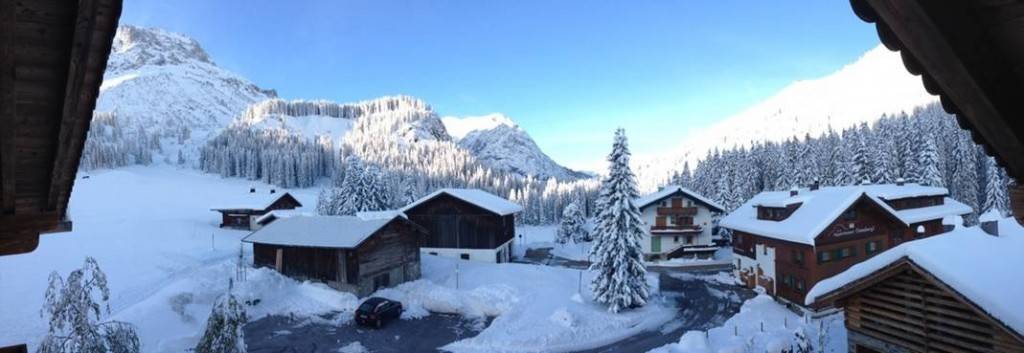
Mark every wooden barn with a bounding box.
[242,214,426,297]
[211,189,302,230]
[402,188,522,263]
[807,217,1024,353]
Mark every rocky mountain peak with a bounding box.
[106,25,214,75]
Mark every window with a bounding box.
[839,247,851,258]
[796,279,805,292]
[429,252,438,256]
[674,236,680,243]
[460,253,470,260]
[842,209,857,220]
[686,236,693,244]
[817,251,831,263]
[782,274,792,287]
[792,250,803,265]
[865,241,879,254]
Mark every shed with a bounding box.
[211,190,302,229]
[402,188,521,263]
[243,215,426,296]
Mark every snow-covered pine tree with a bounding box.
[915,135,943,187]
[194,280,248,353]
[981,156,1009,216]
[951,134,980,224]
[589,128,649,313]
[852,132,872,184]
[37,257,141,353]
[338,156,367,215]
[557,201,590,244]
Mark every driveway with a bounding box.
[244,313,489,353]
[243,269,752,353]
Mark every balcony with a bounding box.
[656,207,698,216]
[650,225,702,233]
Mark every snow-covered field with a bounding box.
[514,225,592,261]
[0,167,671,352]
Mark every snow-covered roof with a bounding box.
[634,185,725,212]
[254,209,312,225]
[401,188,522,216]
[242,215,400,248]
[211,191,299,211]
[807,217,1024,336]
[720,183,971,245]
[355,210,407,220]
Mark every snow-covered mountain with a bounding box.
[92,25,276,164]
[444,114,589,180]
[635,45,938,190]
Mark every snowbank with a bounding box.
[650,295,846,353]
[378,255,673,353]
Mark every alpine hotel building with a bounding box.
[721,181,971,308]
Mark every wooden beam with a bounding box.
[865,0,1024,180]
[0,0,16,214]
[47,0,120,212]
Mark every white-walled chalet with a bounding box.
[634,186,725,260]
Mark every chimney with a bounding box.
[896,178,905,186]
[789,186,799,197]
[270,189,276,194]
[249,187,256,193]
[810,179,820,191]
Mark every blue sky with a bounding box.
[121,0,882,171]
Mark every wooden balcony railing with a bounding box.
[657,207,698,216]
[650,225,702,232]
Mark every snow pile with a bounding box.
[379,256,672,353]
[337,341,369,353]
[651,295,846,353]
[807,217,1024,334]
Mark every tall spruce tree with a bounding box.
[916,135,943,186]
[981,156,1009,216]
[589,128,649,313]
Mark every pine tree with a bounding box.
[916,135,943,187]
[589,128,649,313]
[951,134,980,224]
[852,134,872,184]
[37,257,141,353]
[557,201,590,244]
[194,280,248,353]
[981,157,1009,216]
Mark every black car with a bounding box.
[354,297,403,328]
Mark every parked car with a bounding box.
[354,297,403,328]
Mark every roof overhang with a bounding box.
[0,0,123,255]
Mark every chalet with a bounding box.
[242,214,426,296]
[720,181,971,308]
[807,216,1024,352]
[402,188,522,263]
[211,189,302,230]
[634,185,725,260]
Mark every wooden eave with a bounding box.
[814,256,1024,346]
[849,0,1024,181]
[0,0,123,255]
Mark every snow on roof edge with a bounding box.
[401,188,522,216]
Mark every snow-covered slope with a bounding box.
[94,25,276,163]
[636,45,937,189]
[445,114,589,180]
[441,113,516,139]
